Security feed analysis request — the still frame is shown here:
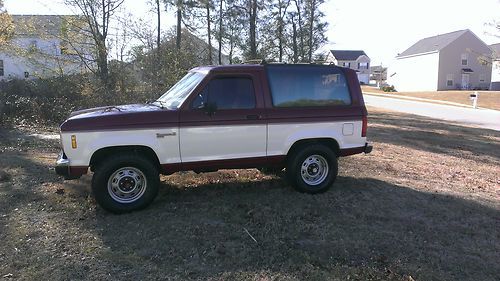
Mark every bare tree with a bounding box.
[64,0,125,97]
[0,0,14,45]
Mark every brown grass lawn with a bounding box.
[361,85,500,111]
[1,109,499,281]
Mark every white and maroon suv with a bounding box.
[56,64,372,213]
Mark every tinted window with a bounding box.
[267,65,352,107]
[193,77,256,110]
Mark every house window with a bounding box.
[359,62,369,69]
[0,60,4,76]
[461,53,468,66]
[24,71,29,78]
[479,74,486,82]
[343,62,351,68]
[446,74,453,87]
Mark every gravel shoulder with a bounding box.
[1,107,499,281]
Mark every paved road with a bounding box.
[364,94,500,131]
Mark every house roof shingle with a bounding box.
[12,15,84,37]
[397,29,469,58]
[330,50,367,61]
[490,43,500,56]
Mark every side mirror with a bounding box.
[204,102,217,116]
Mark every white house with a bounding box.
[0,15,90,81]
[326,50,371,84]
[387,29,492,91]
[489,43,500,90]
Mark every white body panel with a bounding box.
[61,120,365,167]
[61,127,180,166]
[267,121,366,156]
[179,125,267,162]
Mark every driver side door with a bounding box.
[179,74,267,164]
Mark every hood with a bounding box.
[69,104,161,118]
[60,104,179,132]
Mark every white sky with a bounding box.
[5,0,500,66]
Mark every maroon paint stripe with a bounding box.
[60,107,180,132]
[161,155,286,174]
[69,166,88,177]
[267,115,361,124]
[339,147,365,157]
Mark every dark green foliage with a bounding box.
[0,73,149,126]
[381,85,397,92]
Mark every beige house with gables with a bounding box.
[326,50,371,84]
[387,29,492,91]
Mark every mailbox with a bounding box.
[469,91,479,108]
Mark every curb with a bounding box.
[362,91,477,109]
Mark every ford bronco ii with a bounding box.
[56,64,372,213]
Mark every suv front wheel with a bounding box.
[286,144,338,194]
[92,155,160,213]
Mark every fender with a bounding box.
[61,128,180,167]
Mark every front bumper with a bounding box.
[55,152,86,180]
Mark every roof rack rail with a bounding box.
[243,59,267,65]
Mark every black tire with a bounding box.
[91,154,159,214]
[286,144,338,194]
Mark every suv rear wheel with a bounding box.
[286,144,338,193]
[92,155,159,213]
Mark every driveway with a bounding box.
[363,94,500,131]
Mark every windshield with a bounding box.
[155,71,206,109]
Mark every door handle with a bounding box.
[246,114,261,120]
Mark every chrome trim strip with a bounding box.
[156,132,177,138]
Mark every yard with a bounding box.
[361,86,500,111]
[0,107,499,281]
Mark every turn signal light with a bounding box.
[71,135,77,149]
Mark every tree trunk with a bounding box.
[292,19,298,63]
[217,0,223,65]
[96,39,110,98]
[249,0,257,59]
[308,0,315,62]
[207,2,212,64]
[294,0,304,61]
[176,3,182,50]
[157,0,161,51]
[278,3,283,62]
[229,29,234,64]
[156,0,161,93]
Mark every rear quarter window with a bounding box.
[266,65,352,107]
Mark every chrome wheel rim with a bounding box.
[300,154,329,186]
[107,167,147,203]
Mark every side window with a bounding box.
[461,53,468,66]
[267,65,352,107]
[192,77,256,110]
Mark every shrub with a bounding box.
[381,85,396,92]
[0,72,152,126]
